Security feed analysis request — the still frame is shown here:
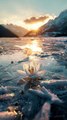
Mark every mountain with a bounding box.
[38,9,67,36]
[26,9,67,37]
[0,24,28,37]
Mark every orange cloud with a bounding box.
[24,15,51,24]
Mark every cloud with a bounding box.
[24,15,52,24]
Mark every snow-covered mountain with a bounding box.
[26,9,67,37]
[38,9,67,36]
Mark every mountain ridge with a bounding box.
[25,9,67,37]
[0,24,28,37]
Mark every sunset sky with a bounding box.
[0,0,67,30]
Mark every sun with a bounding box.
[27,22,44,31]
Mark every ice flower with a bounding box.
[17,62,46,91]
[18,62,45,79]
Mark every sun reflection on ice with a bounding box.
[15,39,43,57]
[30,40,42,53]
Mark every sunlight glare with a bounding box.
[30,40,42,52]
[15,40,43,56]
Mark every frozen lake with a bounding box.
[0,37,67,80]
[0,37,67,120]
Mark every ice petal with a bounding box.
[36,63,40,72]
[23,63,28,71]
[17,70,26,77]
